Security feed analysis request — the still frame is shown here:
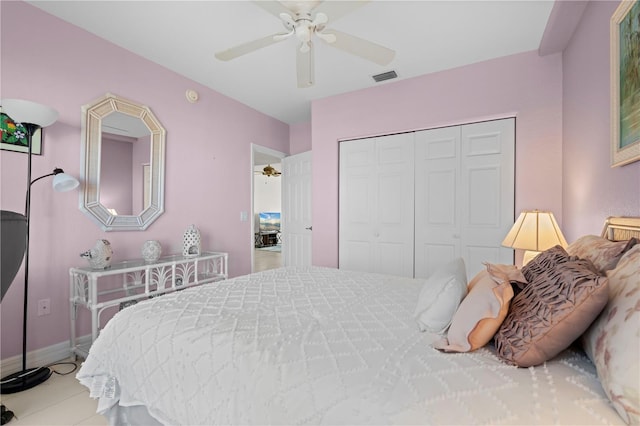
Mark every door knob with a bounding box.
[305,226,313,230]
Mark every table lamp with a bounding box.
[502,210,568,265]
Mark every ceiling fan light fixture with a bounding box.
[299,42,311,53]
[279,12,296,29]
[295,22,312,43]
[216,1,396,88]
[260,164,282,177]
[312,12,328,26]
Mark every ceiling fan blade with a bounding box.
[274,29,295,41]
[314,0,370,22]
[315,30,336,44]
[321,29,395,66]
[252,1,292,18]
[215,33,287,61]
[297,42,314,88]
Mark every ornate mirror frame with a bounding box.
[80,93,166,231]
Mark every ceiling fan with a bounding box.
[256,164,282,177]
[215,1,395,88]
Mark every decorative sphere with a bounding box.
[142,240,162,262]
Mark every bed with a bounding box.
[77,217,640,425]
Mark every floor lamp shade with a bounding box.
[502,210,567,265]
[1,99,58,127]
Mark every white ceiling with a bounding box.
[28,1,555,126]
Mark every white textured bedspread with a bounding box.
[77,266,622,425]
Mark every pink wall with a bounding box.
[0,2,289,359]
[562,0,640,241]
[311,51,564,267]
[289,121,312,154]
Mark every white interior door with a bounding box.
[339,133,415,277]
[282,151,312,267]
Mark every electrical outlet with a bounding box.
[37,299,50,316]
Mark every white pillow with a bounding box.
[413,258,468,333]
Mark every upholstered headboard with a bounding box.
[601,216,640,241]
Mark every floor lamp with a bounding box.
[0,99,79,394]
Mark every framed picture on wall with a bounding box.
[0,110,43,155]
[611,0,640,167]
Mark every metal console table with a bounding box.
[69,251,228,358]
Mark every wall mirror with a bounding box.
[80,93,166,231]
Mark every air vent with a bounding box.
[372,70,398,83]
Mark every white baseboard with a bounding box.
[1,335,91,376]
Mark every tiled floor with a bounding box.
[254,247,282,272]
[0,360,106,425]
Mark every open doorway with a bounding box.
[251,144,285,273]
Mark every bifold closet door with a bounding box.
[414,119,515,279]
[414,126,462,278]
[339,133,415,277]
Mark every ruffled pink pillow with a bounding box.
[433,264,521,353]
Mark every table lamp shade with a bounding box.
[1,99,58,127]
[502,210,567,251]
